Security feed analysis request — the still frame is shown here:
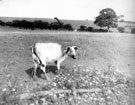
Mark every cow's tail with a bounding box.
[31,45,43,66]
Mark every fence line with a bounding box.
[16,88,101,100]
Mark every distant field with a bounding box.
[0,30,135,84]
[1,16,135,30]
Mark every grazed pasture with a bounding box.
[0,31,135,81]
[0,30,135,104]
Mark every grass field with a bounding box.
[0,30,135,81]
[0,30,135,104]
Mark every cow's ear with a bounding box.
[65,47,70,53]
[74,46,78,50]
[67,47,70,51]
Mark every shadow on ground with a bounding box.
[25,65,58,79]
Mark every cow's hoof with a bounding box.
[45,76,50,81]
[32,76,37,81]
[41,74,49,80]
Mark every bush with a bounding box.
[78,25,87,31]
[63,24,73,31]
[131,28,135,34]
[78,26,94,32]
[117,27,125,33]
[0,19,73,31]
[86,27,93,31]
[0,20,5,26]
[33,20,49,29]
[49,22,62,30]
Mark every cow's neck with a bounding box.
[58,52,68,63]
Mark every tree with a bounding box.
[63,24,73,31]
[78,25,87,31]
[0,20,5,26]
[94,8,118,31]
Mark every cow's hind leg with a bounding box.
[32,63,38,80]
[41,64,48,80]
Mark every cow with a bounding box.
[31,42,78,80]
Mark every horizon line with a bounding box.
[0,16,135,23]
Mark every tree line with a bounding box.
[0,8,118,32]
[0,8,135,33]
[0,19,73,31]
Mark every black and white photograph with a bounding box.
[0,0,135,104]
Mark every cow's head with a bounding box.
[65,46,78,59]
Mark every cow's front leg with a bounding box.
[56,60,62,71]
[57,61,60,71]
[54,60,59,74]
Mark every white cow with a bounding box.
[31,42,78,80]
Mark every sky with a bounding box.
[0,0,135,21]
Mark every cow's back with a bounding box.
[35,43,62,62]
